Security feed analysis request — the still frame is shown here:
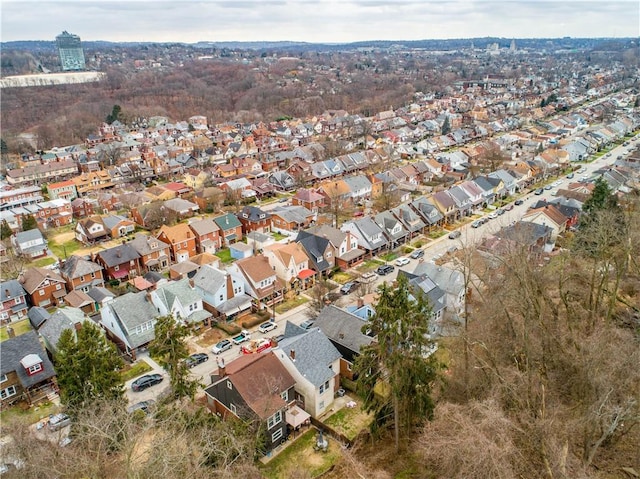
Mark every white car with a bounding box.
[395,257,410,266]
[258,321,277,334]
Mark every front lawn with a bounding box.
[0,400,60,426]
[379,252,398,262]
[331,271,354,284]
[120,360,153,382]
[214,248,233,263]
[0,319,33,342]
[275,297,309,314]
[356,259,384,272]
[260,429,342,479]
[428,230,447,239]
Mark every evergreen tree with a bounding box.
[441,115,451,135]
[149,315,199,400]
[0,220,12,240]
[353,274,441,450]
[21,214,37,231]
[106,104,122,125]
[56,322,124,411]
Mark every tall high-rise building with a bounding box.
[56,31,85,71]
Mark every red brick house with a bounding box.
[292,188,325,213]
[187,218,222,254]
[59,255,105,292]
[212,213,243,246]
[129,233,172,272]
[157,223,198,263]
[19,267,67,308]
[94,244,142,282]
[238,205,272,235]
[0,279,29,323]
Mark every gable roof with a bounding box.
[15,228,44,245]
[19,267,66,293]
[103,291,159,348]
[235,255,275,283]
[314,305,374,354]
[192,264,226,295]
[0,331,56,388]
[96,243,141,267]
[188,218,220,236]
[1,279,27,302]
[277,328,341,387]
[213,213,242,230]
[212,352,296,419]
[38,307,87,353]
[296,233,332,271]
[59,255,103,279]
[158,223,195,243]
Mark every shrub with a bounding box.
[241,315,266,329]
[402,246,414,254]
[215,322,242,336]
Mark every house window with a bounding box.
[0,385,17,400]
[280,390,288,402]
[267,410,282,429]
[91,272,96,279]
[227,380,232,390]
[272,428,283,443]
[0,374,7,383]
[55,284,62,291]
[114,265,119,271]
[28,363,42,374]
[189,303,195,312]
[319,400,325,411]
[347,363,352,371]
[230,403,237,415]
[14,297,22,305]
[219,294,224,302]
[39,290,45,296]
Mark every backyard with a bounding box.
[323,397,372,442]
[0,318,32,342]
[260,429,343,479]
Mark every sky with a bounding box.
[1,0,639,44]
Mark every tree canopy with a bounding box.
[21,214,37,231]
[56,321,124,411]
[353,274,441,449]
[149,315,199,400]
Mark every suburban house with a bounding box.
[263,242,316,290]
[63,289,97,314]
[212,213,243,246]
[300,225,365,270]
[447,185,473,218]
[59,255,105,292]
[270,206,315,235]
[397,270,446,336]
[34,199,74,229]
[75,216,109,245]
[273,325,341,418]
[47,180,78,201]
[0,331,58,406]
[162,198,200,219]
[12,229,48,259]
[313,305,375,381]
[479,222,554,260]
[341,217,389,256]
[93,244,141,282]
[412,262,466,330]
[295,231,336,277]
[99,291,160,360]
[37,307,89,355]
[390,204,427,239]
[238,205,272,235]
[374,211,409,249]
[157,223,198,263]
[187,218,222,254]
[409,196,445,231]
[102,215,136,239]
[19,267,67,308]
[204,352,298,453]
[129,233,172,272]
[0,279,28,323]
[522,205,569,240]
[430,191,458,224]
[291,189,325,213]
[150,278,211,327]
[191,265,252,321]
[227,255,285,311]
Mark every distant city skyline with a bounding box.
[2,0,639,44]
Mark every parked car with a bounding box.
[127,400,156,414]
[488,212,499,219]
[376,264,395,275]
[359,271,377,283]
[340,281,360,295]
[299,319,315,330]
[566,173,574,179]
[534,188,544,195]
[395,257,410,266]
[496,208,505,215]
[544,185,552,190]
[504,204,514,211]
[48,413,71,431]
[212,339,232,355]
[471,220,482,228]
[258,320,278,334]
[232,330,251,345]
[410,249,424,259]
[514,199,525,205]
[185,352,209,368]
[131,374,163,392]
[448,230,461,239]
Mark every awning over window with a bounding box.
[297,269,316,280]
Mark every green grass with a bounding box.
[0,400,61,426]
[214,248,233,263]
[271,232,287,241]
[323,406,369,441]
[275,297,309,314]
[428,230,446,239]
[331,271,354,284]
[380,252,398,262]
[48,239,81,259]
[120,361,153,382]
[0,319,33,342]
[356,259,384,272]
[31,256,57,267]
[260,429,342,479]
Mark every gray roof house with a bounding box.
[1,279,29,322]
[274,326,342,418]
[447,185,473,217]
[374,211,409,249]
[99,291,160,359]
[27,306,50,329]
[191,264,252,319]
[0,331,57,406]
[341,217,389,254]
[397,269,446,336]
[390,204,427,237]
[38,307,88,355]
[409,196,444,228]
[59,255,105,292]
[342,175,372,200]
[12,228,48,259]
[150,278,211,325]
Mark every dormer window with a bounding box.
[21,354,43,376]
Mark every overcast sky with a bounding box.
[2,0,639,44]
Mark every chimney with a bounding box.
[74,321,83,332]
[189,278,195,289]
[217,357,226,377]
[145,292,152,303]
[290,349,296,361]
[357,298,364,308]
[5,289,10,299]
